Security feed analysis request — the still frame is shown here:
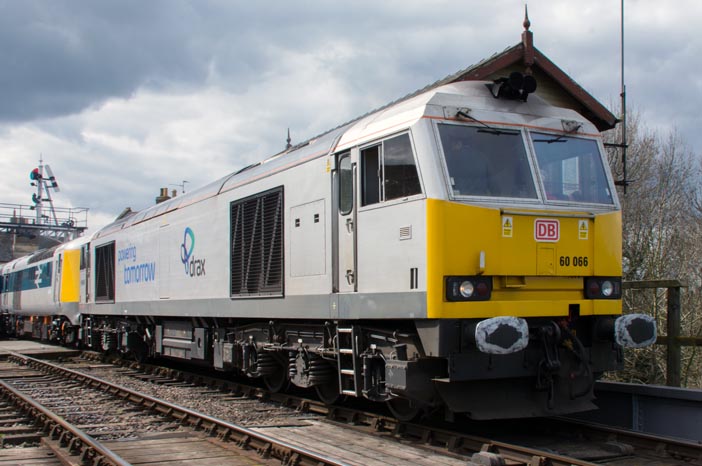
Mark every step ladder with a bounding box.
[336,325,361,397]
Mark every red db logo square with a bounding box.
[535,219,559,242]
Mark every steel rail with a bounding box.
[80,352,599,465]
[551,417,702,462]
[0,379,131,466]
[112,354,702,466]
[7,351,349,466]
[327,412,600,466]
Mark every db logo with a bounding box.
[535,219,560,242]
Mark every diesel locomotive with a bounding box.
[1,74,656,420]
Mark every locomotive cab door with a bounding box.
[80,244,90,303]
[53,254,62,303]
[12,270,21,310]
[333,152,357,295]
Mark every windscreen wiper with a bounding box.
[456,110,518,136]
[533,134,567,144]
[533,122,583,144]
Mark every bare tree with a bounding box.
[606,111,702,387]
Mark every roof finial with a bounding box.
[523,4,531,31]
[521,4,534,71]
[285,128,292,150]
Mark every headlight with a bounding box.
[584,277,621,299]
[459,281,474,298]
[446,276,492,301]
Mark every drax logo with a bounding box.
[180,227,206,277]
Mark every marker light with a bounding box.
[476,281,490,297]
[588,280,600,296]
[601,280,614,297]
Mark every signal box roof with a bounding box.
[412,9,617,132]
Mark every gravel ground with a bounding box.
[7,376,186,441]
[64,361,317,428]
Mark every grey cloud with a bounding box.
[0,1,209,121]
[0,1,513,123]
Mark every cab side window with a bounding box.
[80,245,90,270]
[361,133,421,206]
[338,155,354,215]
[362,145,381,206]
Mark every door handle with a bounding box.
[345,269,355,285]
[345,218,354,233]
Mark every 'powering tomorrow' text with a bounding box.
[118,245,156,285]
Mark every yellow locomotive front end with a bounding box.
[426,117,626,323]
[398,97,657,418]
[427,201,622,319]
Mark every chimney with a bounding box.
[171,189,177,198]
[155,187,170,204]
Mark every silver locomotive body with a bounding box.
[1,81,655,419]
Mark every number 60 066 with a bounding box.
[559,256,588,267]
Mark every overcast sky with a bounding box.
[1,0,700,231]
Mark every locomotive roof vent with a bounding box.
[488,71,537,102]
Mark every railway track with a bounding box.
[56,351,702,465]
[0,361,65,465]
[0,352,348,466]
[0,356,702,465]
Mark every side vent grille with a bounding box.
[399,225,412,240]
[230,187,284,297]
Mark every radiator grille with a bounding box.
[230,187,284,297]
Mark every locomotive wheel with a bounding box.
[315,377,342,405]
[263,367,289,393]
[387,397,421,422]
